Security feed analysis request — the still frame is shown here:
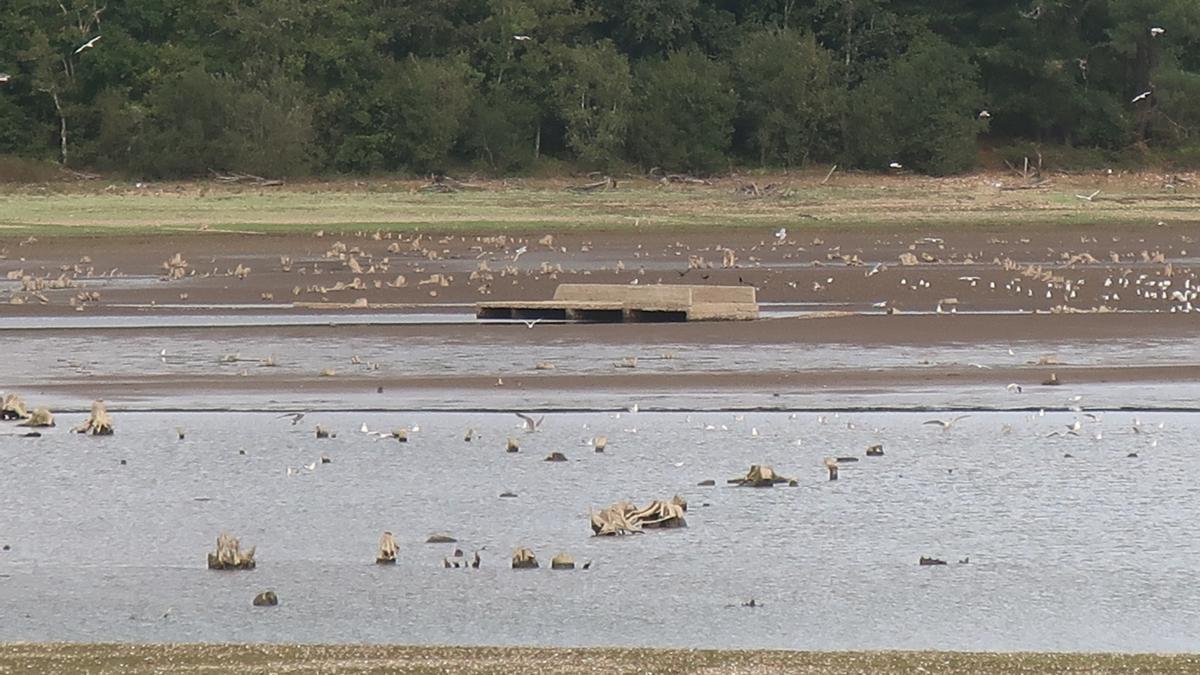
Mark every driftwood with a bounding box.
[512,548,539,569]
[590,495,687,536]
[207,532,256,570]
[18,407,55,427]
[728,464,794,487]
[74,400,113,435]
[209,169,284,187]
[568,176,617,193]
[1,393,30,420]
[376,531,398,564]
[419,174,486,193]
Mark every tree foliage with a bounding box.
[1,0,1199,176]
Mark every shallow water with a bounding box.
[1,410,1197,651]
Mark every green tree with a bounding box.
[550,41,632,167]
[629,48,735,174]
[732,28,843,166]
[376,55,477,171]
[847,35,984,174]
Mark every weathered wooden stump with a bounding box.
[376,531,398,564]
[207,532,256,570]
[74,400,113,435]
[512,548,539,569]
[252,590,278,606]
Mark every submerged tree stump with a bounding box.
[1,393,29,420]
[866,444,885,457]
[18,407,54,428]
[376,531,398,564]
[593,436,607,452]
[825,458,839,480]
[728,464,793,487]
[207,532,256,570]
[551,553,575,570]
[591,496,687,536]
[74,400,113,435]
[506,437,519,453]
[252,590,279,606]
[512,548,539,569]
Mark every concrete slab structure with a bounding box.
[477,284,757,322]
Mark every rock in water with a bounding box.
[253,590,279,606]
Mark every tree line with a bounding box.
[1,1,1198,178]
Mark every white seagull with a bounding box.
[889,161,903,170]
[516,412,544,432]
[1150,27,1165,37]
[513,35,532,41]
[74,35,102,54]
[923,415,971,430]
[1131,91,1152,103]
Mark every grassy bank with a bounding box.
[0,171,1196,237]
[0,644,1196,675]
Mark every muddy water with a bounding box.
[1,410,1197,651]
[3,328,1199,397]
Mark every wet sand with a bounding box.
[1,644,1196,674]
[1,223,1196,315]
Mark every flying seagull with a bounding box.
[513,35,532,41]
[1150,27,1165,37]
[1131,91,1152,103]
[277,412,306,425]
[978,110,991,119]
[923,415,971,430]
[889,162,903,170]
[516,412,544,432]
[0,73,10,84]
[74,35,102,54]
[1075,190,1101,201]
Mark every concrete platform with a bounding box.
[476,284,757,322]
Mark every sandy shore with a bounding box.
[1,644,1197,674]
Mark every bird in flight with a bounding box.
[1131,91,1152,103]
[522,318,542,328]
[513,35,532,41]
[74,35,102,54]
[923,415,971,430]
[1075,190,1101,201]
[516,412,544,432]
[1150,27,1165,37]
[278,412,306,425]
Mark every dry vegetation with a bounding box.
[0,171,1196,237]
[0,644,1196,674]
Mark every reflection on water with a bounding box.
[1,411,1197,651]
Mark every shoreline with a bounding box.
[1,643,1197,674]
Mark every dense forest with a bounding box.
[1,1,1198,177]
